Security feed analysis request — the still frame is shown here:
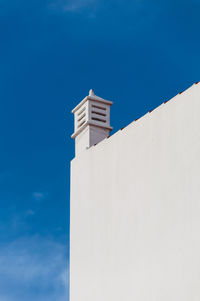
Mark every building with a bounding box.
[70,82,200,301]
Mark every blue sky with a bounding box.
[0,0,199,299]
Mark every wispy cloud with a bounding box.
[25,209,35,216]
[49,0,99,13]
[0,236,68,301]
[32,191,47,202]
[0,170,11,181]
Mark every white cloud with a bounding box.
[0,236,68,301]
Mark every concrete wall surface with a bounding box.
[70,83,200,301]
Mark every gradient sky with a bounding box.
[0,0,199,300]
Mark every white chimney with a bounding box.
[71,89,113,156]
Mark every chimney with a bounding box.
[71,89,113,156]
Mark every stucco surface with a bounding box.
[70,83,200,301]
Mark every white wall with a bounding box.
[70,83,200,301]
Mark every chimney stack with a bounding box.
[71,90,113,156]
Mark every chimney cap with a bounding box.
[89,89,95,96]
[72,90,113,114]
[71,90,113,154]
